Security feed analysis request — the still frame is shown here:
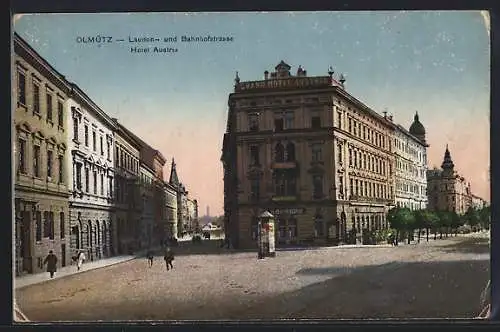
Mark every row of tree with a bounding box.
[386,205,490,245]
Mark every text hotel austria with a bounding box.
[222,61,429,249]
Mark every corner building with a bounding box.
[222,61,395,249]
[427,145,472,215]
[13,33,71,275]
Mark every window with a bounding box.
[100,136,104,155]
[313,175,323,198]
[109,176,113,198]
[18,138,26,174]
[100,174,104,195]
[46,93,53,121]
[314,215,324,237]
[85,168,89,192]
[248,113,259,131]
[337,111,342,129]
[49,212,55,240]
[94,171,97,194]
[360,181,364,196]
[18,71,26,105]
[57,101,64,127]
[349,178,353,197]
[107,141,110,159]
[43,211,50,238]
[84,125,89,146]
[35,211,42,241]
[353,121,357,136]
[284,112,294,129]
[348,149,353,167]
[275,143,285,162]
[92,131,96,151]
[312,144,322,162]
[76,163,82,190]
[286,142,295,162]
[33,83,40,114]
[273,172,296,197]
[250,178,260,200]
[274,117,284,132]
[249,145,260,166]
[311,113,321,129]
[339,175,344,196]
[337,145,342,164]
[60,212,65,238]
[58,155,64,183]
[116,147,119,165]
[348,118,352,133]
[47,150,53,178]
[73,118,79,141]
[33,145,40,177]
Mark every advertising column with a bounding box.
[257,211,276,259]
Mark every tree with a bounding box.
[427,211,440,241]
[404,209,416,244]
[436,211,452,239]
[449,211,463,236]
[414,209,434,243]
[479,205,491,230]
[387,207,415,245]
[464,207,480,230]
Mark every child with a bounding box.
[164,247,174,271]
[147,249,154,267]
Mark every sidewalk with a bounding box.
[14,253,144,290]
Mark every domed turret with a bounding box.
[409,111,426,144]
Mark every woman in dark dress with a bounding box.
[43,250,58,278]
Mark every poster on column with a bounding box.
[268,221,275,253]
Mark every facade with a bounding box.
[185,198,199,232]
[139,163,156,248]
[471,195,487,210]
[393,113,429,210]
[67,84,116,262]
[427,145,472,215]
[168,158,188,238]
[13,33,71,275]
[164,182,178,238]
[222,61,395,249]
[113,120,141,254]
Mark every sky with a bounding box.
[13,11,490,215]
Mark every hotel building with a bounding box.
[222,61,395,249]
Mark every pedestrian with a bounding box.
[43,250,58,278]
[76,250,86,271]
[147,249,154,267]
[164,247,174,271]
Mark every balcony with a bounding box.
[271,195,298,202]
[271,160,299,170]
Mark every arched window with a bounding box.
[286,142,295,162]
[87,220,92,248]
[275,143,285,162]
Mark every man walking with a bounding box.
[43,250,58,278]
[164,247,174,271]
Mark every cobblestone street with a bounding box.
[15,235,489,321]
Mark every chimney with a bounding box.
[389,114,393,121]
[264,70,269,80]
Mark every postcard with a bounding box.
[12,11,491,322]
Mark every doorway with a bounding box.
[21,211,32,274]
